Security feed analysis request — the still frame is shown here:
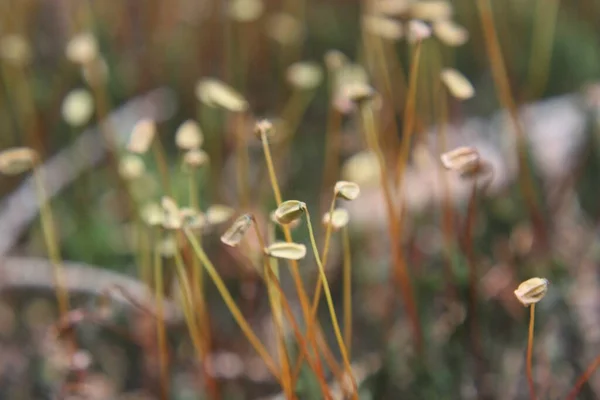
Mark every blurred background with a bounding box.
[0,0,600,399]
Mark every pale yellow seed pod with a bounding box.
[183,149,209,169]
[264,242,307,260]
[269,210,301,230]
[286,61,323,90]
[229,0,264,22]
[362,15,404,41]
[266,13,304,46]
[65,33,98,65]
[127,119,156,154]
[273,200,306,225]
[0,147,38,175]
[341,151,380,187]
[324,49,348,72]
[322,208,350,231]
[195,78,248,112]
[373,0,410,16]
[221,214,253,247]
[407,20,432,44]
[161,196,182,230]
[140,203,164,227]
[175,120,203,150]
[440,146,484,179]
[334,181,360,201]
[441,68,475,100]
[514,277,549,306]
[118,154,145,180]
[61,88,94,127]
[433,20,469,47]
[254,119,274,140]
[206,204,235,225]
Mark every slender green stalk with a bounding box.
[342,226,352,355]
[251,218,294,399]
[304,208,358,397]
[153,236,169,400]
[259,131,326,378]
[359,101,422,351]
[566,353,600,400]
[183,228,282,382]
[527,304,536,400]
[309,195,336,318]
[32,166,69,318]
[526,0,560,99]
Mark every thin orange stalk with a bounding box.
[526,304,536,400]
[566,353,600,400]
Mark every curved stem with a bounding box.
[566,353,600,400]
[304,208,358,397]
[526,304,536,400]
[183,228,282,382]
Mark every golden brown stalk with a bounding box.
[184,228,282,383]
[475,0,546,244]
[527,303,536,400]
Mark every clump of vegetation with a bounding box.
[1,0,600,399]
